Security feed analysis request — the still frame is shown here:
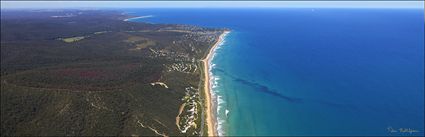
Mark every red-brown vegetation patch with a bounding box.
[4,62,162,91]
[56,68,106,79]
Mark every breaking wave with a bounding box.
[208,32,230,136]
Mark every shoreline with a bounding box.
[202,30,230,136]
[123,15,154,21]
[123,12,229,135]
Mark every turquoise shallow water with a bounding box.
[128,8,424,136]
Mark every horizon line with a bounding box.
[1,1,424,9]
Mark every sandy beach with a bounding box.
[202,30,230,136]
[123,15,154,21]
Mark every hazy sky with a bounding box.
[1,1,424,9]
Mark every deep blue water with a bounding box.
[128,8,424,136]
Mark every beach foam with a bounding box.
[225,109,230,117]
[207,31,230,136]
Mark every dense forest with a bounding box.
[1,9,225,136]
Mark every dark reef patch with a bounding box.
[215,68,303,103]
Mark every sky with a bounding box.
[1,1,424,9]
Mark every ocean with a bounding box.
[127,8,424,136]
